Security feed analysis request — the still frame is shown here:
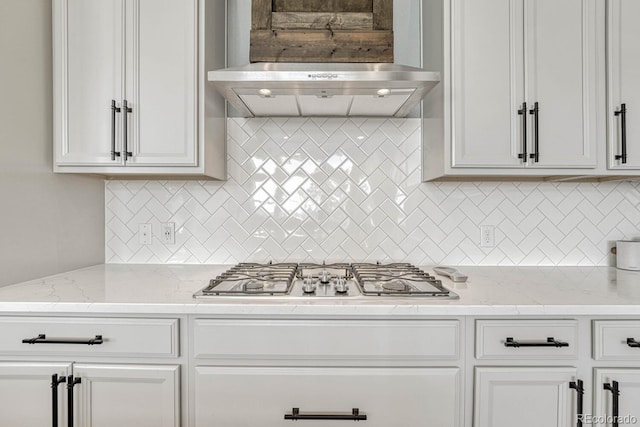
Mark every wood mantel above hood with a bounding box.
[250,0,394,63]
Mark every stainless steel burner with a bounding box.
[381,281,412,292]
[243,281,264,291]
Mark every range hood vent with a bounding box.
[208,62,440,118]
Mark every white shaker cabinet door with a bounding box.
[451,0,525,168]
[474,367,577,427]
[524,0,599,168]
[124,0,198,166]
[0,362,71,427]
[607,0,640,169]
[54,0,125,166]
[195,366,461,427]
[72,364,180,427]
[594,369,640,427]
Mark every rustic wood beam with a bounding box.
[252,0,272,30]
[272,12,374,30]
[372,0,393,30]
[273,0,373,13]
[250,29,393,63]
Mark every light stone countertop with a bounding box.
[1,264,640,316]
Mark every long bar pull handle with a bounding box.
[570,379,584,427]
[615,104,627,164]
[504,337,569,348]
[67,375,81,427]
[627,338,640,347]
[517,102,528,163]
[603,381,620,427]
[51,374,66,427]
[23,334,103,345]
[284,408,367,421]
[122,99,133,161]
[529,102,540,163]
[110,100,121,161]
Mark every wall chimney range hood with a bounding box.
[207,62,440,118]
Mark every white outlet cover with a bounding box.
[480,225,495,248]
[161,223,176,245]
[138,223,152,245]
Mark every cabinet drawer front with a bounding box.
[594,320,640,360]
[195,367,461,427]
[194,319,460,362]
[0,317,179,358]
[476,320,578,360]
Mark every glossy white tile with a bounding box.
[106,118,640,265]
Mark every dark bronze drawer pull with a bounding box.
[570,380,584,427]
[51,374,66,427]
[22,334,103,345]
[626,338,640,348]
[285,408,367,421]
[504,337,569,348]
[603,381,620,427]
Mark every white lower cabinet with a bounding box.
[594,369,640,427]
[0,362,71,427]
[474,367,578,427]
[0,316,181,426]
[194,366,460,427]
[0,363,179,427]
[73,364,180,427]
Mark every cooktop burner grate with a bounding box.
[194,262,458,298]
[351,262,452,297]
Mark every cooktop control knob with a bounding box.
[334,276,348,294]
[303,275,316,294]
[320,269,332,284]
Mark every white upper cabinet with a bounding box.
[524,0,598,168]
[451,0,525,168]
[424,0,605,180]
[451,0,598,170]
[53,0,226,178]
[54,0,125,166]
[607,0,640,170]
[124,0,197,166]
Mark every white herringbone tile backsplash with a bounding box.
[106,118,640,265]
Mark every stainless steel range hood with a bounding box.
[207,62,440,118]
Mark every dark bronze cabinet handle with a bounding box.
[22,334,103,345]
[529,102,540,163]
[51,374,66,427]
[284,408,367,421]
[122,99,133,161]
[603,381,620,427]
[517,102,528,163]
[504,337,569,348]
[627,338,640,348]
[615,104,627,164]
[570,380,584,427]
[111,100,121,161]
[67,375,81,427]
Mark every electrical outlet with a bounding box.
[138,223,152,245]
[161,222,176,244]
[480,225,495,247]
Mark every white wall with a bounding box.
[0,0,104,286]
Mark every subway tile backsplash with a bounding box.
[106,118,640,265]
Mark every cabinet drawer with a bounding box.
[0,317,179,358]
[593,320,640,360]
[194,319,460,362]
[476,320,578,360]
[195,366,460,427]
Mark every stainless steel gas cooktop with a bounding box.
[193,262,458,299]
